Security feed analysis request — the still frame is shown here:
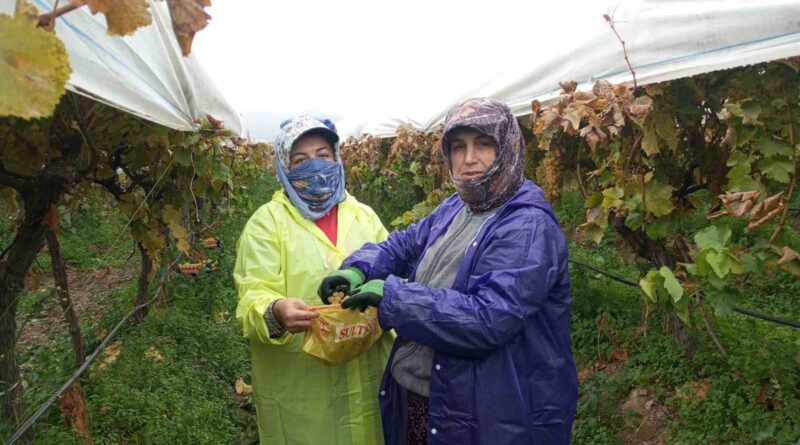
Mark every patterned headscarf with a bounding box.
[442,98,526,212]
[274,116,346,220]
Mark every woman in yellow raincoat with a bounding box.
[234,116,394,444]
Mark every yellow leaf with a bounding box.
[144,346,164,362]
[0,13,72,118]
[163,205,190,253]
[95,341,123,370]
[83,0,152,36]
[235,378,253,396]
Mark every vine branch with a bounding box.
[604,11,638,90]
[37,1,81,30]
[769,104,798,243]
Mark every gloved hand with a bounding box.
[342,280,384,312]
[318,267,365,304]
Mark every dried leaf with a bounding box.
[747,206,783,233]
[720,190,761,218]
[235,378,253,396]
[58,383,91,443]
[84,0,152,36]
[96,341,123,370]
[777,246,800,266]
[166,0,212,56]
[626,96,653,119]
[559,80,578,94]
[610,349,628,361]
[0,13,72,118]
[144,346,164,362]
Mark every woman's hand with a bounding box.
[272,298,320,333]
[317,267,365,303]
[342,280,384,312]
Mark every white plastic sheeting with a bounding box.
[337,0,800,139]
[0,0,242,134]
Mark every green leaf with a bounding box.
[625,212,644,231]
[654,113,679,151]
[581,222,605,244]
[585,192,603,208]
[659,266,684,302]
[758,156,793,183]
[705,250,734,278]
[740,100,762,125]
[173,147,193,166]
[598,170,613,187]
[644,180,675,217]
[639,270,660,302]
[211,160,231,182]
[601,186,624,210]
[641,121,659,156]
[740,253,762,275]
[694,225,732,251]
[0,13,72,118]
[727,172,760,193]
[757,136,794,157]
[735,126,758,148]
[705,290,737,317]
[645,218,669,240]
[672,298,691,325]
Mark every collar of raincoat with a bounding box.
[272,189,356,253]
[441,98,526,213]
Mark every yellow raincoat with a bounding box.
[234,190,394,444]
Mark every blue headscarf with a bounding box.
[274,116,346,220]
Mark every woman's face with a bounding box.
[448,128,497,180]
[289,134,334,170]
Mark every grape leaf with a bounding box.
[163,204,190,253]
[659,266,684,303]
[653,112,679,151]
[641,120,659,156]
[0,13,71,118]
[757,135,793,157]
[645,217,669,240]
[165,0,211,56]
[83,0,153,36]
[694,225,731,251]
[644,180,674,217]
[639,270,660,302]
[601,186,624,210]
[758,156,793,183]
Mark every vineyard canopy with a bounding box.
[331,0,800,139]
[4,1,799,140]
[0,0,242,134]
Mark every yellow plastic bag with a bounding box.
[303,304,382,366]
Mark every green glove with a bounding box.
[342,280,384,312]
[318,267,365,304]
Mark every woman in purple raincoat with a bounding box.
[318,98,578,445]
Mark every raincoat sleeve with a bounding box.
[341,211,436,280]
[233,207,291,346]
[378,210,567,359]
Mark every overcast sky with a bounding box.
[192,0,608,139]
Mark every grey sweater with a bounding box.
[390,206,497,397]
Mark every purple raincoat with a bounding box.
[342,180,578,445]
